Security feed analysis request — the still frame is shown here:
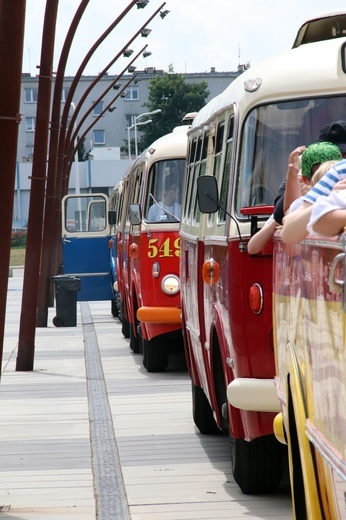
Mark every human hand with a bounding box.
[287,146,306,177]
[332,179,346,191]
[299,178,310,196]
[288,146,306,168]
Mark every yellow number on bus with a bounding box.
[147,237,181,258]
[148,238,158,258]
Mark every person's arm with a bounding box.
[247,218,278,254]
[280,203,313,244]
[312,209,346,236]
[283,146,306,212]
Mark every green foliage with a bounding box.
[11,233,27,248]
[139,66,209,152]
[77,137,88,161]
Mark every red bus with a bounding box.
[115,125,189,372]
[180,11,346,495]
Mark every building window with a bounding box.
[93,129,105,145]
[26,146,34,157]
[125,87,139,101]
[26,117,36,132]
[24,88,38,103]
[93,101,104,116]
[125,114,138,128]
[61,88,70,102]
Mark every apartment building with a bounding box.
[14,67,242,227]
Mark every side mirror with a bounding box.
[108,210,117,226]
[129,204,142,226]
[197,175,219,214]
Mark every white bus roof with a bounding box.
[190,35,346,132]
[128,126,188,171]
[293,9,346,48]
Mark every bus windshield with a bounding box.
[64,195,107,233]
[145,159,185,222]
[236,95,346,213]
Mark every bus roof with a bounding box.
[190,35,346,132]
[293,9,346,48]
[129,126,188,170]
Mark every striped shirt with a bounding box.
[303,158,346,204]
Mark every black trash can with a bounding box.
[52,275,81,327]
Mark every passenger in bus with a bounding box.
[306,180,346,236]
[248,145,306,254]
[281,152,345,243]
[147,173,181,222]
[251,144,342,252]
[274,130,346,225]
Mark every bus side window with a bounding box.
[219,116,234,221]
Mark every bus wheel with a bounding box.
[192,382,220,435]
[130,324,140,353]
[142,337,168,372]
[111,297,119,318]
[121,317,130,339]
[230,434,284,494]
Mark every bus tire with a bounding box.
[142,337,168,372]
[130,324,140,353]
[121,316,130,339]
[192,382,220,435]
[111,297,119,318]
[230,434,284,494]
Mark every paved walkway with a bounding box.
[0,269,293,519]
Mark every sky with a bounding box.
[23,1,346,77]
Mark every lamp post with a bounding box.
[127,119,153,160]
[134,109,161,156]
[70,103,80,194]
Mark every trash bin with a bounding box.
[52,275,81,327]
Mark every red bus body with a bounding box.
[180,25,346,495]
[115,126,188,371]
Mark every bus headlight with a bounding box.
[161,275,180,295]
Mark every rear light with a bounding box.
[249,283,263,314]
[117,240,122,253]
[108,239,114,249]
[129,243,139,258]
[202,259,220,286]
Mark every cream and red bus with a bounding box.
[116,123,190,372]
[179,9,346,502]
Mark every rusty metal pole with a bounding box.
[0,0,26,377]
[37,0,139,326]
[50,1,165,282]
[16,0,59,371]
[36,0,91,327]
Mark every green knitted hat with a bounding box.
[301,142,342,178]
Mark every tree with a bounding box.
[77,136,88,161]
[138,65,209,152]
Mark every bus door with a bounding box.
[61,193,113,302]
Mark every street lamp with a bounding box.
[70,102,80,194]
[134,109,161,156]
[127,119,152,160]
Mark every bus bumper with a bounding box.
[137,306,182,325]
[227,378,280,412]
